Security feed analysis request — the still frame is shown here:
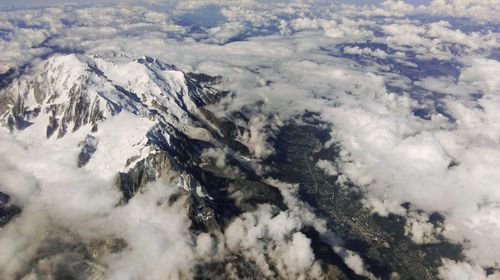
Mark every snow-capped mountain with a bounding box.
[1,54,217,139]
[0,54,366,280]
[4,54,351,280]
[0,53,228,207]
[0,53,468,280]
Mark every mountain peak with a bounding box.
[137,55,178,72]
[0,54,219,140]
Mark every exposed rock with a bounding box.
[17,234,126,280]
[0,68,17,90]
[199,107,249,154]
[0,191,22,227]
[0,191,9,204]
[77,135,98,167]
[0,204,21,227]
[46,107,59,138]
[187,190,221,232]
[116,150,173,201]
[87,238,128,259]
[228,180,286,212]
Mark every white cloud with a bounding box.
[282,232,316,274]
[316,159,338,176]
[329,57,500,270]
[344,46,388,59]
[439,259,500,280]
[459,58,500,93]
[206,21,246,44]
[414,76,476,96]
[0,127,203,279]
[423,0,500,23]
[238,114,282,159]
[352,0,415,17]
[404,211,442,244]
[224,204,321,279]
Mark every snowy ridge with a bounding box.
[0,54,221,182]
[0,54,214,138]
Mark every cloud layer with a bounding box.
[1,0,499,279]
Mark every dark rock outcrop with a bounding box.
[0,191,21,227]
[77,135,98,167]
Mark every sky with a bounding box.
[0,0,435,9]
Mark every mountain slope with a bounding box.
[0,54,360,280]
[0,53,231,227]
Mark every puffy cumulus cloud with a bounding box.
[414,76,477,96]
[290,17,374,39]
[0,128,202,279]
[328,55,500,271]
[339,0,499,23]
[96,183,197,280]
[282,233,317,275]
[203,147,228,168]
[238,114,282,159]
[0,20,51,69]
[439,259,500,280]
[220,6,275,27]
[221,176,373,279]
[379,20,499,61]
[0,5,184,69]
[404,211,443,244]
[174,0,255,11]
[78,16,497,273]
[423,0,500,23]
[382,22,429,46]
[343,46,388,59]
[224,205,322,279]
[202,147,242,178]
[459,57,500,93]
[345,0,415,18]
[265,179,376,279]
[206,21,246,44]
[316,159,338,176]
[381,0,415,14]
[0,93,349,280]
